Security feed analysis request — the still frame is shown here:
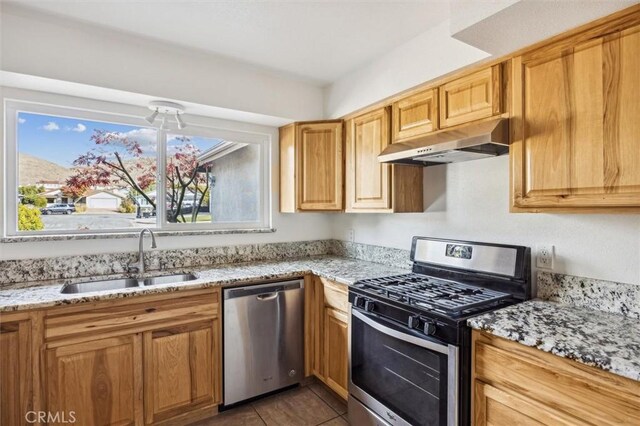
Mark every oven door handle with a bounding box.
[352,309,450,355]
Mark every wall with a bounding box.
[323,20,489,118]
[331,156,640,286]
[209,144,260,222]
[0,3,323,122]
[0,87,335,260]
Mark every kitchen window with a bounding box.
[4,100,271,237]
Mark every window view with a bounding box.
[12,108,268,235]
[17,112,158,232]
[166,135,259,225]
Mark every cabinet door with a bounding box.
[392,89,438,142]
[511,25,640,211]
[143,319,220,424]
[323,307,349,400]
[474,381,585,426]
[1,320,32,426]
[346,107,392,211]
[296,122,343,210]
[46,335,143,426]
[439,66,501,128]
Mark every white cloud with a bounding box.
[72,123,87,132]
[103,128,159,152]
[18,118,26,124]
[42,121,60,131]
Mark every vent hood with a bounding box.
[378,117,509,166]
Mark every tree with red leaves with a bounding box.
[166,136,212,223]
[66,130,212,223]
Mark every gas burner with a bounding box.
[353,273,511,315]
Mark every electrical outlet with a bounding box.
[346,229,355,243]
[536,245,554,269]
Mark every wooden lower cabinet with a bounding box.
[1,316,35,426]
[143,319,220,424]
[38,289,222,426]
[474,381,584,426]
[472,330,640,425]
[306,275,350,400]
[46,335,143,426]
[323,307,349,399]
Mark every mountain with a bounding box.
[19,153,71,185]
[18,153,157,188]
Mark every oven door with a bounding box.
[349,309,459,426]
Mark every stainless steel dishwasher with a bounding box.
[223,279,304,405]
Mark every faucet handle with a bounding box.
[127,264,140,274]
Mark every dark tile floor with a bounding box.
[191,382,349,426]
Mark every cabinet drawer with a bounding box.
[321,278,348,313]
[473,332,640,425]
[45,290,219,343]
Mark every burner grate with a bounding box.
[354,273,510,314]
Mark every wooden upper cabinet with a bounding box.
[346,107,423,213]
[143,319,220,424]
[511,23,640,212]
[46,335,143,426]
[439,65,502,128]
[392,88,438,142]
[1,318,34,426]
[346,108,391,211]
[279,121,343,212]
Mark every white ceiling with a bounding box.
[8,0,451,85]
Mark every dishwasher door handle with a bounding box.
[256,292,278,301]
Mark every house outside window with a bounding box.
[4,100,271,237]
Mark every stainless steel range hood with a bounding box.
[378,117,509,166]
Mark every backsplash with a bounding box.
[4,241,638,320]
[331,241,412,269]
[537,271,640,320]
[0,240,411,285]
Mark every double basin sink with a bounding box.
[60,273,197,294]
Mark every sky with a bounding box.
[18,111,222,168]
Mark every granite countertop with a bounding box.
[0,255,409,312]
[468,300,640,382]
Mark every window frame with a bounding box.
[4,99,272,237]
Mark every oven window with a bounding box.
[351,314,449,426]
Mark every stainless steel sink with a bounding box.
[143,273,197,286]
[60,278,141,294]
[60,273,197,294]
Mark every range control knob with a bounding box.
[364,300,375,312]
[423,321,437,336]
[353,296,362,308]
[408,315,421,329]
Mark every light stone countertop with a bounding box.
[0,255,409,312]
[468,300,640,382]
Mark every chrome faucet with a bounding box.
[129,228,157,275]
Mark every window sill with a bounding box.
[1,228,276,243]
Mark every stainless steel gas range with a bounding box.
[348,237,531,426]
